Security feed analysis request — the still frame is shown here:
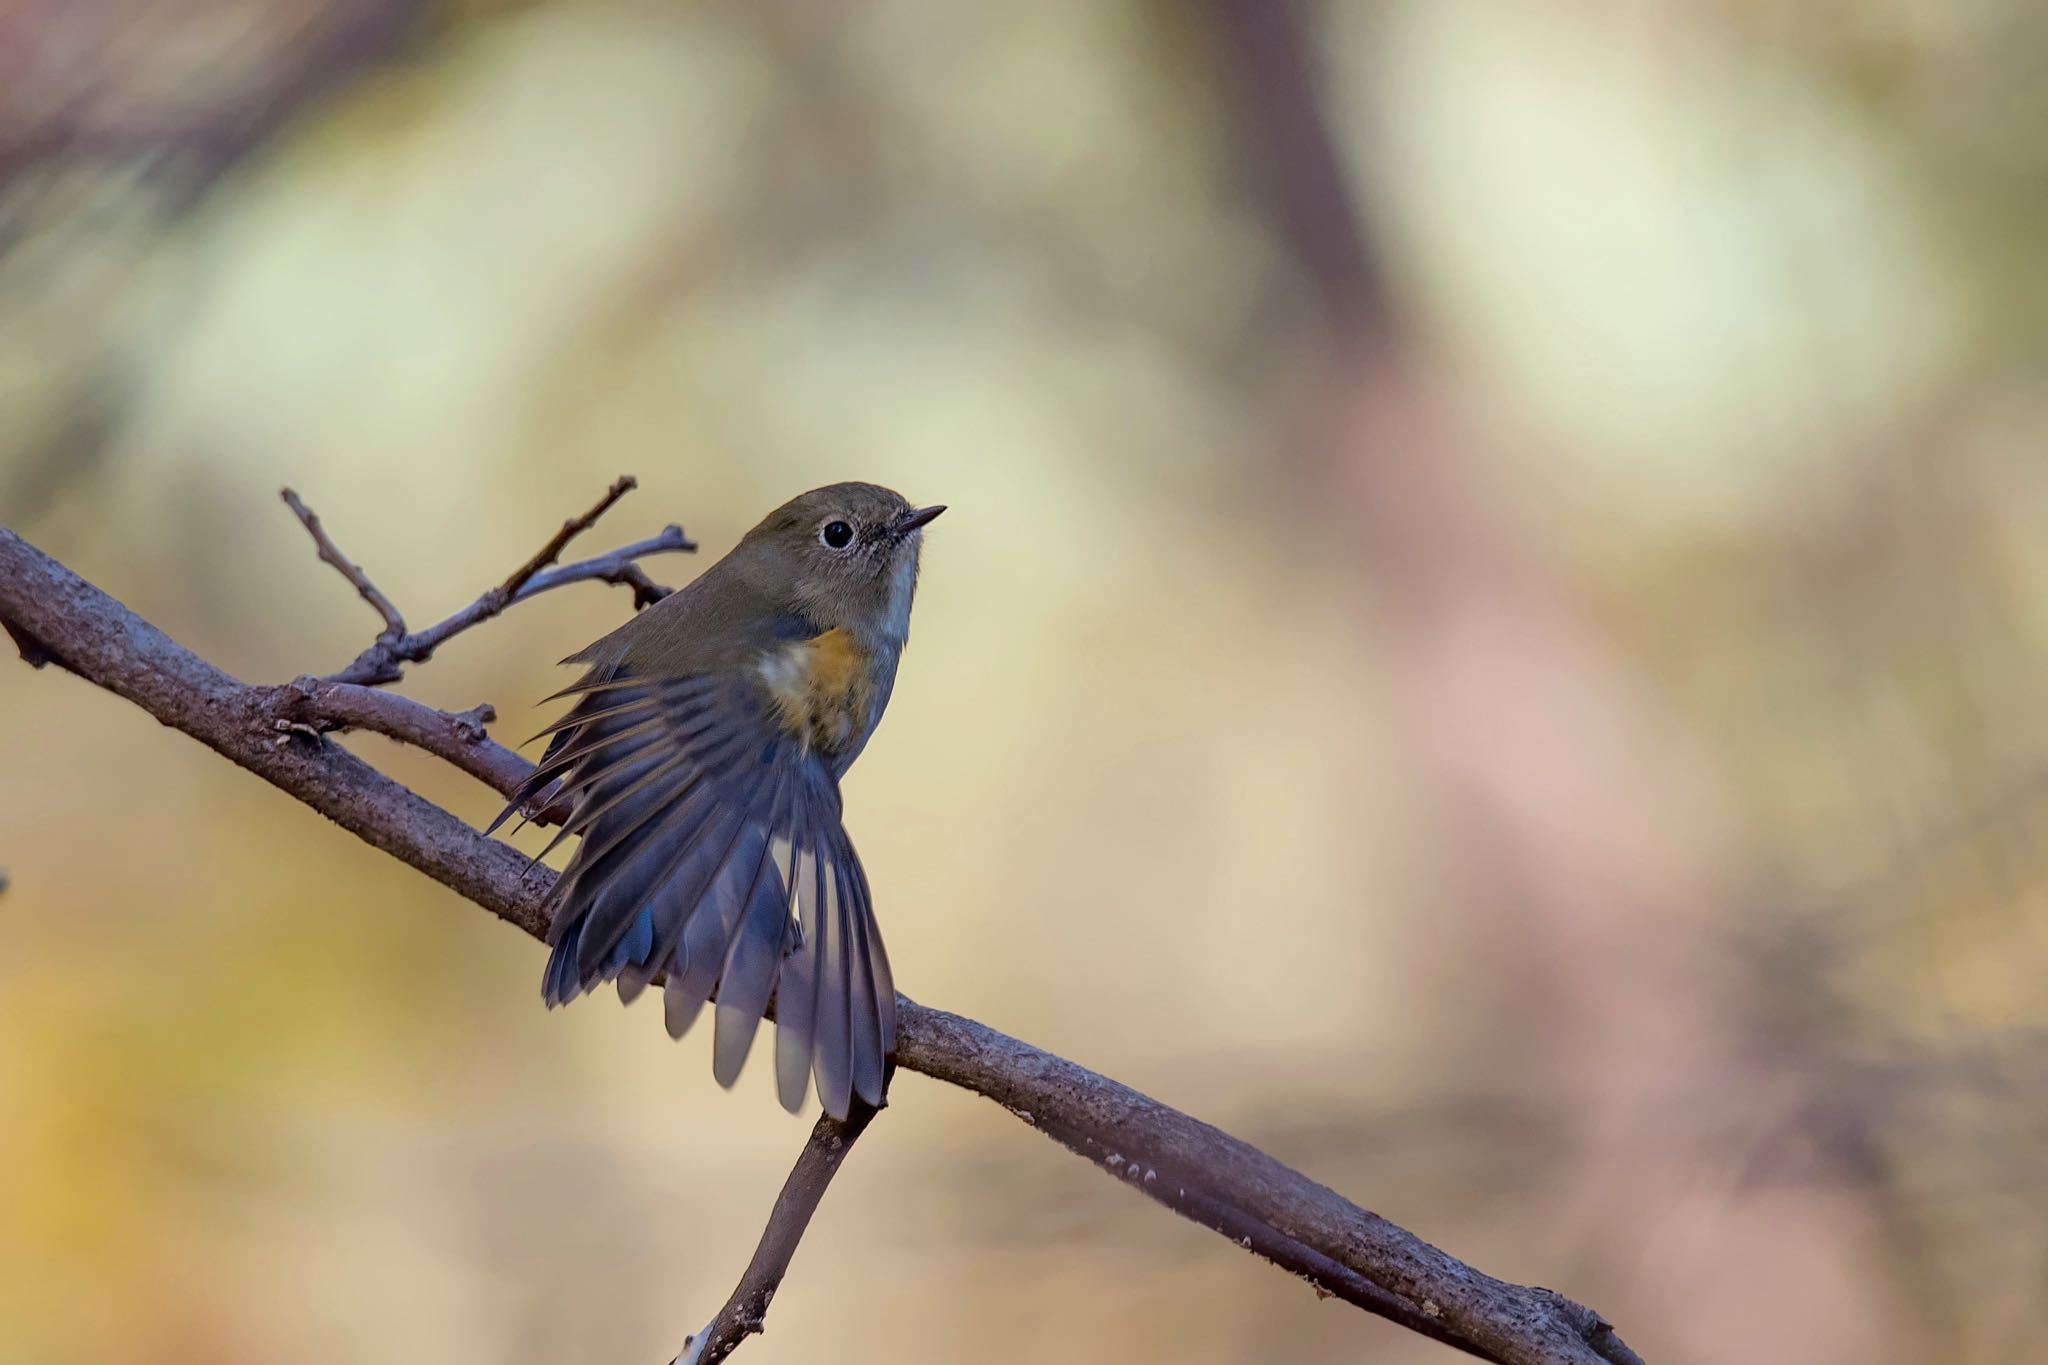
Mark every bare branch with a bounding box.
[258,676,539,805]
[286,477,696,686]
[1021,1106,1500,1362]
[678,1096,883,1365]
[893,1007,1642,1365]
[0,523,1644,1365]
[282,487,408,641]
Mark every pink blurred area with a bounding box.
[4,3,2046,1363]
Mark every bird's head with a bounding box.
[738,482,944,646]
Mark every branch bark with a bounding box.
[0,522,1646,1365]
[260,675,535,803]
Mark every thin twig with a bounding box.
[283,478,696,686]
[677,1095,884,1365]
[0,524,1645,1365]
[337,522,693,686]
[282,488,407,641]
[497,474,642,602]
[518,532,685,611]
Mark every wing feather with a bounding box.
[492,662,898,1119]
[842,861,885,1108]
[774,837,825,1112]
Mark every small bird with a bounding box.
[492,483,942,1119]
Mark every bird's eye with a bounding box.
[820,519,855,550]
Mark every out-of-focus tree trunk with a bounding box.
[1205,3,1919,1359]
[1316,352,1912,1364]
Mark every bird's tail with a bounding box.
[489,670,894,1119]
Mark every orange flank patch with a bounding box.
[762,628,874,754]
[806,628,866,703]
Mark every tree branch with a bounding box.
[1019,1107,1501,1362]
[677,1096,884,1365]
[256,675,538,804]
[283,478,696,686]
[0,522,1646,1365]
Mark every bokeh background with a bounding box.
[4,2,2045,1362]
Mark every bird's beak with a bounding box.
[894,504,946,534]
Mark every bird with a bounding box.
[490,483,943,1120]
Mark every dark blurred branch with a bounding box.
[282,477,695,685]
[0,1,434,533]
[1204,0,1393,341]
[0,522,1644,1365]
[677,1098,884,1365]
[0,0,432,199]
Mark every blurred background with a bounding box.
[3,2,2045,1362]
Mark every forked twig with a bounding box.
[496,474,642,602]
[281,477,694,686]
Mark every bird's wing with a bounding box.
[488,665,895,1120]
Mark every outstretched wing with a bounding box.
[489,668,895,1119]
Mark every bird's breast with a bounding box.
[757,628,882,757]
